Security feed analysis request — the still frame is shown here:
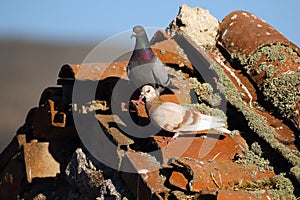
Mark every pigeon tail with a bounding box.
[179,119,225,132]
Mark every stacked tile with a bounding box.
[218,10,300,129]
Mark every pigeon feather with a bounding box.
[140,85,230,139]
[127,26,172,93]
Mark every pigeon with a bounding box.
[127,25,173,95]
[139,85,230,143]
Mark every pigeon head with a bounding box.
[131,25,151,50]
[140,85,159,102]
[131,25,147,39]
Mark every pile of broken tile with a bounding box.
[0,4,299,200]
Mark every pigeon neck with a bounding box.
[135,36,151,50]
[133,36,156,62]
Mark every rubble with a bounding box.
[167,4,219,48]
[65,148,131,200]
[0,4,299,200]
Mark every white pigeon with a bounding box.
[139,85,230,142]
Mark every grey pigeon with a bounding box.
[127,25,173,93]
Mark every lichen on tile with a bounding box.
[188,77,222,107]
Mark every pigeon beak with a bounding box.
[137,94,145,104]
[130,32,136,39]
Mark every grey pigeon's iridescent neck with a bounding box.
[135,33,151,50]
[130,30,156,64]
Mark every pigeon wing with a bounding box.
[149,101,225,133]
[127,63,157,88]
[148,101,184,132]
[151,57,171,88]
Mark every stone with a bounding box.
[167,4,219,48]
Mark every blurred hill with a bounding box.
[0,39,95,152]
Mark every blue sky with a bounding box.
[0,1,299,46]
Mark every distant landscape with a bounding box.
[0,39,96,152]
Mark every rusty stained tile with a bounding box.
[208,45,297,151]
[207,50,258,105]
[175,32,300,159]
[169,171,188,190]
[217,190,272,200]
[150,29,194,72]
[255,109,295,145]
[218,11,300,130]
[152,39,194,72]
[168,158,275,192]
[134,103,149,120]
[23,142,60,183]
[150,131,275,192]
[58,62,128,81]
[121,151,169,200]
[159,94,180,104]
[96,114,134,149]
[218,10,300,59]
[154,133,246,165]
[48,99,66,127]
[150,29,171,45]
[208,49,296,146]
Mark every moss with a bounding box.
[290,166,300,184]
[250,142,262,157]
[260,43,287,62]
[231,43,300,120]
[255,63,275,79]
[33,194,47,200]
[182,57,300,195]
[176,45,189,61]
[209,62,269,132]
[267,173,296,200]
[232,173,296,199]
[188,77,222,106]
[209,61,300,183]
[167,67,186,80]
[262,71,300,118]
[228,130,240,138]
[235,143,273,171]
[160,49,166,55]
[230,52,248,65]
[231,43,298,74]
[247,43,296,66]
[247,53,261,69]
